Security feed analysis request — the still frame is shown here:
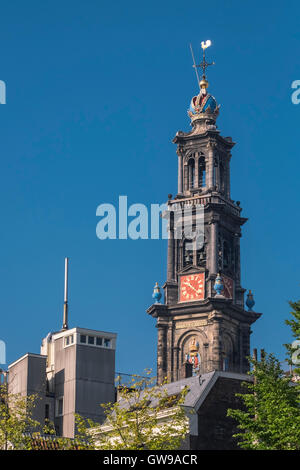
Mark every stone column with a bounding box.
[177,152,183,194]
[167,324,174,382]
[234,233,241,286]
[226,157,231,199]
[210,219,219,275]
[194,152,199,188]
[206,142,215,189]
[188,162,193,190]
[156,323,167,385]
[240,325,251,373]
[211,318,222,371]
[173,346,180,382]
[183,162,188,193]
[167,210,175,281]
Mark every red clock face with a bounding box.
[222,275,234,299]
[180,273,205,302]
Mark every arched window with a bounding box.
[188,158,195,189]
[198,154,206,188]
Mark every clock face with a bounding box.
[222,275,234,299]
[180,273,205,302]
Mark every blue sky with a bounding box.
[0,0,299,375]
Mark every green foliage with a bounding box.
[227,353,300,450]
[74,414,98,450]
[0,384,41,450]
[75,371,189,450]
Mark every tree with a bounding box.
[76,371,190,450]
[227,298,300,450]
[0,383,41,450]
[227,353,300,450]
[285,300,300,376]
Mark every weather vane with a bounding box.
[190,40,215,89]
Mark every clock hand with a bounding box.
[184,282,201,295]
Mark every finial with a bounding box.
[152,282,162,304]
[246,290,255,311]
[214,273,224,297]
[190,40,215,90]
[188,41,219,123]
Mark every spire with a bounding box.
[188,40,219,125]
[190,40,215,91]
[62,257,69,330]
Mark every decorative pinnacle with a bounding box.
[152,282,162,304]
[246,290,255,312]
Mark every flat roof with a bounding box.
[50,327,117,341]
[8,353,47,369]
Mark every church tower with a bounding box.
[147,42,261,384]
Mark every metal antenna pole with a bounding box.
[62,257,69,330]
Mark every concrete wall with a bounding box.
[75,344,115,425]
[53,336,116,437]
[8,354,47,427]
[54,337,77,437]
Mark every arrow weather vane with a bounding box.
[190,40,215,89]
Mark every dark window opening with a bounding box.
[196,243,206,267]
[188,159,195,189]
[183,239,193,267]
[198,155,206,188]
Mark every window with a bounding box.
[64,335,74,347]
[198,155,206,188]
[79,334,112,348]
[188,158,195,189]
[55,398,64,417]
